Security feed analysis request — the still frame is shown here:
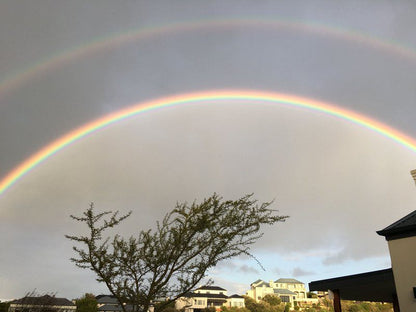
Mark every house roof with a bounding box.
[228,294,244,299]
[274,278,303,284]
[96,295,116,300]
[183,293,228,299]
[250,279,264,286]
[377,209,416,241]
[10,295,74,307]
[96,296,118,304]
[253,281,269,288]
[195,286,226,291]
[98,304,133,311]
[273,289,296,295]
[309,268,396,302]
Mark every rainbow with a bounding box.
[1,89,416,196]
[1,18,416,100]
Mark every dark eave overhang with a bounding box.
[377,224,416,241]
[309,268,396,303]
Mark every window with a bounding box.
[280,296,289,303]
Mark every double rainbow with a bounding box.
[1,18,416,100]
[1,89,416,196]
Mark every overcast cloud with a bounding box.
[1,0,416,300]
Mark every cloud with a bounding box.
[2,0,416,300]
[238,265,259,275]
[273,268,281,275]
[292,267,313,277]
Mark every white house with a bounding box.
[246,278,312,305]
[175,286,245,312]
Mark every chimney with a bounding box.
[411,169,416,186]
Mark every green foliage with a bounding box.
[357,302,373,311]
[244,296,268,312]
[76,293,97,312]
[283,303,290,312]
[0,302,10,312]
[307,292,318,299]
[347,305,360,312]
[67,194,287,312]
[261,295,281,306]
[221,306,251,312]
[338,301,393,312]
[155,300,177,312]
[243,296,284,312]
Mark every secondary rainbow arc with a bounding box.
[1,18,416,101]
[1,90,416,196]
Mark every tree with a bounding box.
[75,294,97,312]
[261,295,281,306]
[0,302,10,312]
[221,306,251,312]
[306,292,318,299]
[66,194,288,312]
[243,296,284,312]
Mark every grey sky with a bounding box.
[1,0,416,300]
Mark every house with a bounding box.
[309,170,416,312]
[246,278,311,305]
[376,208,416,312]
[96,295,132,312]
[175,286,244,312]
[8,295,76,312]
[225,295,245,309]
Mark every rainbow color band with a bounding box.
[1,89,415,196]
[1,18,415,100]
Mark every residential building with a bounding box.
[376,208,416,312]
[96,295,132,312]
[246,279,310,305]
[175,286,244,312]
[8,295,76,312]
[226,295,245,309]
[309,170,416,312]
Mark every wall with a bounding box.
[388,235,416,311]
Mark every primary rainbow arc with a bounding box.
[1,89,416,196]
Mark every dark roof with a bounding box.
[183,293,228,299]
[98,304,133,312]
[96,295,117,300]
[253,282,269,287]
[228,294,244,299]
[377,210,416,241]
[195,286,226,291]
[96,296,119,304]
[309,268,396,302]
[251,279,264,286]
[274,278,303,284]
[10,295,74,306]
[273,289,296,295]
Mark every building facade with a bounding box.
[175,286,244,312]
[246,279,309,305]
[8,295,76,312]
[377,209,416,312]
